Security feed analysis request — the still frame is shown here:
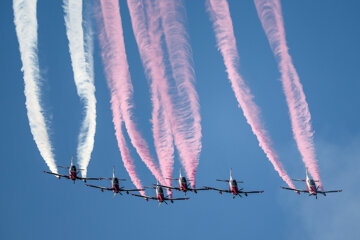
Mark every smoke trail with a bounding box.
[98,0,165,185]
[63,0,96,178]
[13,0,58,174]
[126,0,175,188]
[254,0,322,185]
[207,0,294,188]
[158,0,202,187]
[110,97,145,195]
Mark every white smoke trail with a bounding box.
[13,0,58,174]
[63,0,96,177]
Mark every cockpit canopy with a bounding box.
[70,165,76,172]
[157,186,164,193]
[231,179,237,186]
[113,178,119,184]
[181,177,187,183]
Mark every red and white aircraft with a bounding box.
[205,168,264,199]
[43,155,104,184]
[156,169,208,196]
[281,168,342,199]
[85,167,144,196]
[131,183,189,205]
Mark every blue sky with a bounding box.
[1,0,359,239]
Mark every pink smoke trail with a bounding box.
[158,0,202,187]
[254,0,322,186]
[98,0,165,186]
[207,0,294,188]
[126,0,175,190]
[110,97,144,196]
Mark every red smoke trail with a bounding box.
[127,0,175,190]
[207,0,295,188]
[98,0,165,187]
[254,0,322,186]
[158,0,202,187]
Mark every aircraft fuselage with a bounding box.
[306,176,317,196]
[179,177,188,192]
[69,165,77,181]
[156,186,165,202]
[229,179,239,196]
[112,178,120,193]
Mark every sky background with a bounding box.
[1,0,360,239]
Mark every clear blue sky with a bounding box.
[1,0,359,239]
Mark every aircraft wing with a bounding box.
[318,190,342,194]
[102,178,126,181]
[280,186,308,193]
[241,190,264,194]
[43,171,69,179]
[204,186,231,193]
[121,188,145,192]
[155,184,180,191]
[165,197,189,201]
[191,187,210,191]
[85,184,113,191]
[131,193,157,200]
[77,177,105,181]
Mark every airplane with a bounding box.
[131,183,189,205]
[85,167,144,197]
[280,168,342,199]
[155,169,209,196]
[204,168,264,199]
[43,155,104,184]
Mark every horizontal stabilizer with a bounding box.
[216,179,229,182]
[291,179,306,182]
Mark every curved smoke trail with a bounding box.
[110,97,144,195]
[98,0,165,186]
[254,0,322,186]
[207,0,294,188]
[13,0,58,174]
[127,0,175,188]
[63,0,96,178]
[158,0,202,187]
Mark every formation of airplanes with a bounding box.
[43,156,342,205]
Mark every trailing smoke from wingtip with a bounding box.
[158,0,202,188]
[98,0,165,188]
[13,0,58,174]
[254,0,322,187]
[126,0,175,190]
[63,0,97,178]
[206,0,295,188]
